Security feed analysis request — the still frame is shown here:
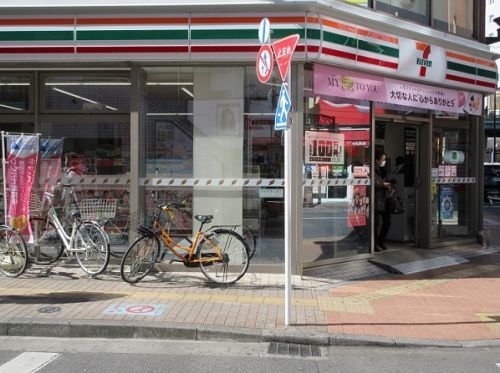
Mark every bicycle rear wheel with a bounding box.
[0,225,28,277]
[75,221,110,276]
[241,227,256,260]
[120,235,160,283]
[29,217,63,264]
[197,229,249,284]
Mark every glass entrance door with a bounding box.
[375,120,420,248]
[430,122,475,242]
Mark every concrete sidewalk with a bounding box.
[0,245,500,347]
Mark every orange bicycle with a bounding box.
[120,202,250,284]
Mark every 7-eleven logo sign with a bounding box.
[398,38,446,82]
[417,44,432,77]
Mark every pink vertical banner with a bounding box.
[39,138,63,194]
[348,185,367,227]
[6,134,39,242]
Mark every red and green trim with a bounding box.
[77,29,188,41]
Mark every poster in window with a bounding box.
[305,131,344,165]
[348,185,367,227]
[440,186,454,220]
[216,103,242,136]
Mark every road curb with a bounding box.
[1,318,500,348]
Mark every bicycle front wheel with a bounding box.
[102,219,128,258]
[197,229,249,284]
[0,225,28,277]
[75,221,110,275]
[120,235,160,283]
[29,217,63,264]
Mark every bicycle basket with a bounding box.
[28,188,50,217]
[77,199,117,220]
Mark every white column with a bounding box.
[192,67,245,229]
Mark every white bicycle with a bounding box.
[29,185,110,276]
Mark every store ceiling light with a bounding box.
[146,82,194,86]
[45,82,130,86]
[181,87,194,97]
[146,113,193,116]
[0,103,23,111]
[52,87,118,111]
[0,83,30,86]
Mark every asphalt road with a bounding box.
[1,336,500,373]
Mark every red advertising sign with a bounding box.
[272,34,300,81]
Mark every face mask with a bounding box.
[380,160,386,167]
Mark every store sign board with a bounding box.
[314,65,386,102]
[314,64,483,116]
[259,188,284,198]
[398,38,447,82]
[305,131,344,165]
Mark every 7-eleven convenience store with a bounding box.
[0,1,496,274]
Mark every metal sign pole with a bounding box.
[284,67,292,326]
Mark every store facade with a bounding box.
[0,1,496,273]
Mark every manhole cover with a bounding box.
[38,306,61,314]
[267,342,322,358]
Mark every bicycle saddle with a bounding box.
[195,215,213,224]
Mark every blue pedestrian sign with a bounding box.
[275,83,292,130]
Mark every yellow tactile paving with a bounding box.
[476,313,500,331]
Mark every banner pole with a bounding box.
[1,131,8,226]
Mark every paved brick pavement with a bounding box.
[0,245,499,343]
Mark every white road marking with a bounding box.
[0,352,59,373]
[496,362,500,367]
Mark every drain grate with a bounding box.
[267,342,322,358]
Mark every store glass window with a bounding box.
[431,117,475,242]
[39,73,131,251]
[303,90,371,262]
[0,74,32,113]
[41,74,130,113]
[141,66,284,263]
[375,0,429,25]
[432,0,474,38]
[484,93,500,162]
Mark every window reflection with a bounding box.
[432,0,473,38]
[303,95,371,262]
[0,74,32,113]
[375,0,429,25]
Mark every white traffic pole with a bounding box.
[284,67,292,326]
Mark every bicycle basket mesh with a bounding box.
[28,189,49,216]
[77,199,117,220]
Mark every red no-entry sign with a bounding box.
[256,44,274,83]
